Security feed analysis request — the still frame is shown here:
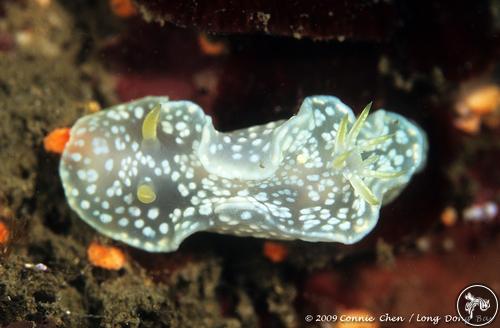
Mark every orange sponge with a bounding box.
[263,241,288,263]
[0,221,9,245]
[110,0,136,18]
[87,241,126,270]
[44,128,70,154]
[198,34,227,56]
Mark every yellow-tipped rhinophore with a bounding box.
[347,102,371,144]
[362,154,380,167]
[142,104,161,141]
[335,115,349,150]
[361,133,394,150]
[332,149,354,169]
[364,170,405,179]
[348,175,379,205]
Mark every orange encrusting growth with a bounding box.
[440,206,458,227]
[44,127,70,154]
[198,34,227,56]
[85,100,101,113]
[465,85,500,116]
[87,241,126,270]
[0,221,9,244]
[453,116,481,134]
[454,84,500,134]
[263,241,288,263]
[110,0,137,18]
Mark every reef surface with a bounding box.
[0,0,499,327]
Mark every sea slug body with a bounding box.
[60,96,428,252]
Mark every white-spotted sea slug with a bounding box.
[60,96,428,252]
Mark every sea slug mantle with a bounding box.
[60,96,428,252]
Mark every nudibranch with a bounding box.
[60,96,427,252]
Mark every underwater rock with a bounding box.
[134,0,397,41]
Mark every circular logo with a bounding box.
[456,284,498,327]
